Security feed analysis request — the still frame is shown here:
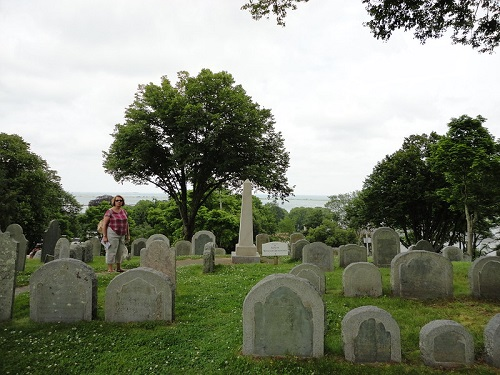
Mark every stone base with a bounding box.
[231,251,261,264]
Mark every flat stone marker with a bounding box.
[105,267,175,323]
[30,258,97,322]
[243,273,324,358]
[343,262,382,297]
[140,240,176,285]
[290,263,326,295]
[372,227,400,267]
[341,305,401,363]
[469,256,500,299]
[0,232,18,321]
[302,242,334,272]
[442,246,463,261]
[192,230,216,255]
[419,320,474,368]
[484,314,500,368]
[339,244,367,268]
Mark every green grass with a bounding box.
[2,257,500,374]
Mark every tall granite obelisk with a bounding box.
[232,179,260,264]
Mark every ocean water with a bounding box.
[72,192,330,212]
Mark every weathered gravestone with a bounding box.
[302,242,334,272]
[105,267,175,323]
[70,242,83,261]
[30,258,97,322]
[192,230,216,255]
[391,251,453,299]
[291,239,309,261]
[82,240,94,262]
[290,232,305,246]
[203,242,215,274]
[89,237,101,257]
[243,273,324,358]
[290,263,325,295]
[372,227,400,267]
[343,262,382,297]
[0,232,18,321]
[484,314,500,368]
[341,305,401,363]
[6,223,28,271]
[140,240,176,285]
[469,256,500,299]
[132,238,147,256]
[419,320,474,368]
[442,246,463,261]
[215,247,226,256]
[339,244,367,268]
[173,240,191,256]
[54,237,70,259]
[413,239,434,252]
[146,233,170,248]
[255,233,270,255]
[41,219,61,262]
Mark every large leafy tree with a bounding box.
[103,69,293,240]
[0,133,81,245]
[429,115,500,257]
[241,0,500,52]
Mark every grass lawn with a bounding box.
[1,256,500,374]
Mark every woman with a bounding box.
[101,195,130,273]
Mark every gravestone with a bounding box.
[341,305,401,363]
[146,233,170,248]
[339,244,367,268]
[140,240,176,285]
[215,247,226,256]
[105,267,175,323]
[6,223,28,271]
[290,232,305,245]
[82,240,94,262]
[192,230,216,256]
[0,232,18,321]
[41,219,61,262]
[255,233,270,255]
[132,238,147,256]
[290,263,325,295]
[174,240,191,256]
[484,314,500,368]
[372,227,400,267]
[203,242,215,274]
[243,273,324,357]
[469,256,500,299]
[291,239,310,261]
[343,262,382,297]
[391,251,453,299]
[70,242,83,261]
[54,237,70,259]
[413,239,434,252]
[302,242,334,272]
[30,258,97,322]
[442,246,463,261]
[419,320,474,368]
[89,237,101,256]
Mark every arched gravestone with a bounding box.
[243,273,324,358]
[30,258,97,323]
[469,256,500,299]
[105,267,175,323]
[339,244,367,268]
[419,320,474,368]
[290,263,326,295]
[391,251,453,299]
[140,240,176,285]
[341,305,401,363]
[343,262,382,297]
[54,237,70,259]
[132,238,147,256]
[6,223,28,271]
[442,246,463,261]
[372,227,400,267]
[192,230,216,255]
[302,242,334,272]
[255,233,270,255]
[291,239,309,261]
[290,232,305,246]
[484,314,500,368]
[146,233,170,248]
[41,219,61,262]
[173,240,191,256]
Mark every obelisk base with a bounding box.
[232,244,260,264]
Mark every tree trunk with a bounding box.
[465,204,474,257]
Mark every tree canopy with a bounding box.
[103,69,293,240]
[241,0,500,52]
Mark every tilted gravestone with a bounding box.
[132,238,147,256]
[391,251,453,299]
[140,240,176,285]
[6,223,28,271]
[41,219,61,262]
[372,227,400,267]
[442,246,463,261]
[413,239,434,252]
[0,232,18,321]
[290,263,325,295]
[30,258,97,322]
[291,239,309,261]
[255,233,270,255]
[173,240,191,256]
[341,305,401,363]
[302,242,334,272]
[54,237,70,259]
[192,230,216,255]
[243,273,324,358]
[343,262,382,297]
[419,320,474,368]
[339,244,367,268]
[484,314,500,368]
[203,242,215,273]
[469,256,500,299]
[146,234,170,248]
[105,267,175,323]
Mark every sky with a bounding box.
[1,0,499,197]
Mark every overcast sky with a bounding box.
[1,0,499,197]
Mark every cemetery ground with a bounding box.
[2,257,500,375]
